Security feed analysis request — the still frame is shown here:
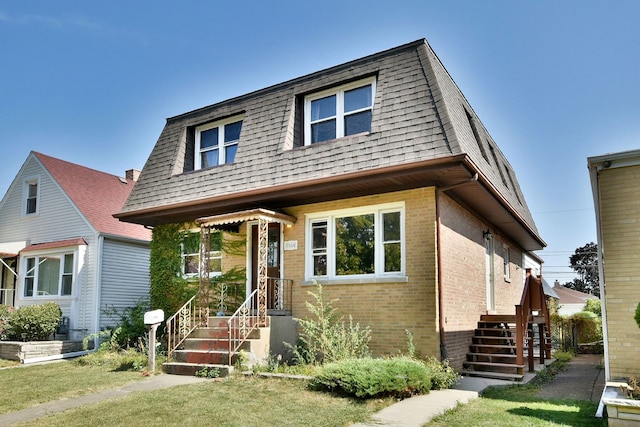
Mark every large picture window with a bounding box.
[307,203,404,279]
[195,116,243,169]
[304,77,376,145]
[23,253,74,297]
[181,231,222,277]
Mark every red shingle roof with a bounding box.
[34,152,151,241]
[22,238,87,253]
[552,285,596,304]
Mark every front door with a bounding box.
[251,223,281,308]
[485,237,496,312]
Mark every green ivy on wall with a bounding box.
[149,223,247,318]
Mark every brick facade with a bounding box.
[598,164,640,379]
[438,193,524,369]
[219,187,527,369]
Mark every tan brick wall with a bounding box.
[438,193,524,369]
[598,165,640,379]
[283,188,440,359]
[217,188,526,369]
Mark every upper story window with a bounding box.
[195,116,243,169]
[23,176,39,216]
[24,253,74,297]
[306,202,404,280]
[304,77,376,145]
[181,230,222,277]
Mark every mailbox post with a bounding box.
[144,309,164,373]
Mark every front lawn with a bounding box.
[15,375,391,427]
[0,359,143,414]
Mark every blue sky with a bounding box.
[2,1,639,285]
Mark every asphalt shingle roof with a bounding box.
[34,152,151,241]
[118,39,540,245]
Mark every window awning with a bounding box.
[21,237,87,253]
[0,241,27,258]
[196,208,296,228]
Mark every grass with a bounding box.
[0,357,144,414]
[15,376,392,427]
[426,356,607,427]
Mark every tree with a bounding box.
[564,242,600,297]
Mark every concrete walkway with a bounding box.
[0,354,605,426]
[353,354,605,427]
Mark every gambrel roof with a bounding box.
[118,39,545,250]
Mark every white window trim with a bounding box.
[194,114,243,169]
[304,76,376,146]
[20,247,80,299]
[305,202,405,281]
[22,175,40,217]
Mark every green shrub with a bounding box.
[635,302,640,329]
[423,357,458,390]
[584,298,602,317]
[102,299,150,350]
[0,305,14,340]
[311,357,434,398]
[289,282,371,365]
[10,302,61,340]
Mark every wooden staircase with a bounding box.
[163,316,265,377]
[462,273,552,381]
[462,314,526,381]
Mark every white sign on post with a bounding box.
[144,309,164,325]
[144,309,164,374]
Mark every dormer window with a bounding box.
[304,77,376,145]
[195,116,243,169]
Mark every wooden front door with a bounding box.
[251,223,281,308]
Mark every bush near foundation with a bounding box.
[310,356,456,399]
[10,302,62,341]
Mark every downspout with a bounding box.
[91,233,104,351]
[436,173,479,360]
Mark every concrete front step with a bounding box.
[163,362,233,377]
[460,369,524,381]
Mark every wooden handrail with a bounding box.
[515,272,550,372]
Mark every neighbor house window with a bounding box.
[195,116,243,169]
[23,176,39,216]
[304,77,376,145]
[23,253,74,297]
[181,231,222,276]
[306,203,404,279]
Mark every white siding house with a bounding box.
[0,152,151,342]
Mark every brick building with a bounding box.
[117,39,545,372]
[589,149,640,381]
